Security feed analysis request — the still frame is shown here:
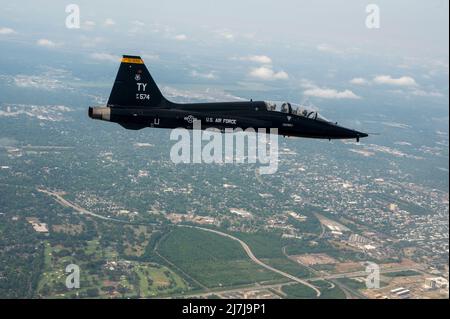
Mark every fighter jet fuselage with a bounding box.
[89,55,368,141]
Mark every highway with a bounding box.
[38,188,423,299]
[37,188,127,223]
[309,266,424,281]
[39,188,320,296]
[37,188,158,226]
[179,225,322,297]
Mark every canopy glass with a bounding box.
[264,101,329,122]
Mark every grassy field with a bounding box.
[261,258,311,278]
[337,277,389,291]
[282,280,346,299]
[281,283,318,298]
[134,264,188,297]
[36,241,188,298]
[336,277,369,290]
[384,270,422,277]
[157,227,283,288]
[314,280,346,299]
[233,231,312,278]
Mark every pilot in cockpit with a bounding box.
[281,102,292,114]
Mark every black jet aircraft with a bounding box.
[89,55,368,141]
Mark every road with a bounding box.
[37,188,158,226]
[39,188,321,296]
[172,280,296,299]
[309,266,424,281]
[38,188,423,299]
[179,225,322,297]
[37,188,126,222]
[281,244,359,299]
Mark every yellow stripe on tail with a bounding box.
[121,57,144,64]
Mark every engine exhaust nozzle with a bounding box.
[88,107,111,121]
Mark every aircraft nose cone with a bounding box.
[353,130,368,142]
[357,131,368,138]
[332,124,368,141]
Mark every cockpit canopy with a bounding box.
[264,101,329,122]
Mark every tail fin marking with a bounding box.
[107,55,164,108]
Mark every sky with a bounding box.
[0,0,448,113]
[0,0,448,185]
[0,0,448,56]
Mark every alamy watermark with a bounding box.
[170,120,279,175]
[365,4,380,29]
[65,263,80,289]
[65,4,80,29]
[365,262,380,289]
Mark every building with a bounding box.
[390,287,411,299]
[424,277,449,290]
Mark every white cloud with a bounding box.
[191,70,216,79]
[104,18,115,27]
[317,43,342,54]
[238,55,288,80]
[211,29,235,40]
[83,20,96,30]
[89,52,120,63]
[350,77,368,85]
[237,55,272,64]
[36,39,58,48]
[299,79,316,89]
[251,56,272,64]
[304,87,360,99]
[162,86,245,103]
[399,57,449,76]
[103,18,116,27]
[217,30,234,40]
[221,33,234,40]
[142,54,159,61]
[0,27,15,35]
[410,89,444,98]
[249,66,288,80]
[174,34,187,41]
[301,80,360,99]
[132,20,145,27]
[373,75,417,86]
